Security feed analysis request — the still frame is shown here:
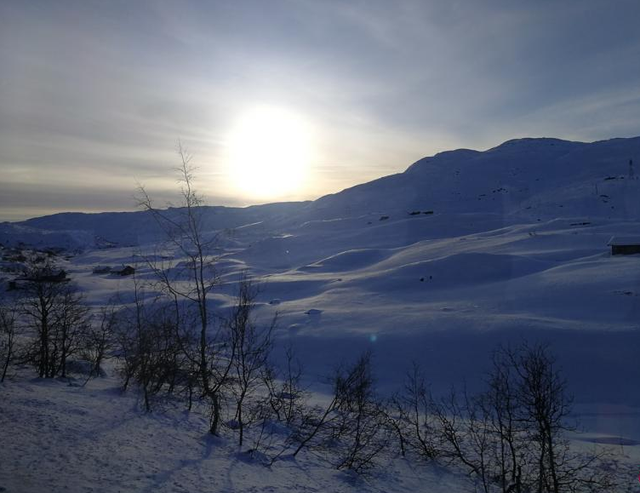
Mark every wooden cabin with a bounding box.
[117,265,136,276]
[608,236,640,256]
[21,269,68,283]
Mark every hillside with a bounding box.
[2,137,640,251]
[2,136,640,492]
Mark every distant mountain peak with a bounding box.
[487,137,584,153]
[407,137,588,174]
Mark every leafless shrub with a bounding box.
[433,342,616,493]
[263,343,307,426]
[389,362,439,460]
[268,351,391,475]
[331,352,392,474]
[80,304,117,383]
[115,280,186,412]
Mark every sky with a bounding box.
[1,0,640,221]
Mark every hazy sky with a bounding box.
[2,0,640,221]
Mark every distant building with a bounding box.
[117,265,136,276]
[22,270,68,283]
[43,270,68,282]
[608,236,640,256]
[12,269,68,288]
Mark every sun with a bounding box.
[226,106,313,200]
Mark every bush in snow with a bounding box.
[114,280,190,412]
[388,362,439,460]
[267,351,392,475]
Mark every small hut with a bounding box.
[117,265,136,276]
[22,270,68,282]
[608,236,640,256]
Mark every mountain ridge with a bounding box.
[2,135,639,249]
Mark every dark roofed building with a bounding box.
[23,269,68,283]
[13,269,69,287]
[608,236,640,256]
[117,265,136,276]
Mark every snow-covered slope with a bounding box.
[3,137,640,492]
[2,137,639,250]
[4,136,634,402]
[0,371,473,493]
[311,136,640,221]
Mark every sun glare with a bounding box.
[226,106,313,200]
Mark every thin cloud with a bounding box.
[1,0,640,220]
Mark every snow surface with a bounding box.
[1,368,474,493]
[3,136,640,491]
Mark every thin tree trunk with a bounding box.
[1,338,12,382]
[546,430,560,493]
[210,392,221,435]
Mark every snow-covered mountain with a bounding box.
[3,136,640,493]
[3,137,640,393]
[311,136,640,221]
[2,136,639,251]
[3,136,639,397]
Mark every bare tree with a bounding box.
[228,277,275,447]
[264,343,306,426]
[270,351,391,474]
[505,342,615,493]
[285,370,348,460]
[115,279,185,412]
[249,344,307,458]
[136,144,231,433]
[55,289,91,378]
[21,263,66,378]
[480,346,530,493]
[435,388,494,493]
[332,351,391,474]
[21,260,90,379]
[81,304,117,383]
[434,342,615,493]
[0,303,18,382]
[390,362,439,460]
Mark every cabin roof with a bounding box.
[608,236,640,246]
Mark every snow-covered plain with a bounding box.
[2,136,640,492]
